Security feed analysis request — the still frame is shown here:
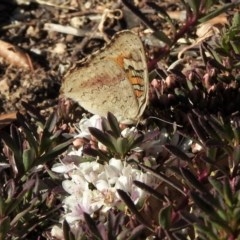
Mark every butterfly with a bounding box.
[61,30,148,124]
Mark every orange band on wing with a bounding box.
[129,76,144,97]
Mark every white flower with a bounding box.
[121,127,138,138]
[63,189,104,222]
[51,162,76,174]
[51,225,64,240]
[67,146,84,156]
[79,161,105,184]
[74,115,103,139]
[52,156,157,235]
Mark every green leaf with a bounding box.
[115,137,129,156]
[133,180,165,202]
[199,2,240,23]
[146,2,175,32]
[5,179,36,215]
[0,216,10,239]
[190,191,215,214]
[188,114,208,144]
[198,117,221,141]
[89,127,116,151]
[84,212,103,240]
[128,225,146,240]
[63,220,75,240]
[107,112,121,138]
[128,134,144,150]
[195,223,219,239]
[180,167,207,193]
[16,112,38,154]
[139,165,185,195]
[117,189,150,228]
[164,144,192,162]
[208,177,223,196]
[44,111,57,133]
[159,205,172,229]
[0,131,23,175]
[36,138,72,164]
[222,178,233,207]
[39,112,58,154]
[23,148,36,171]
[232,145,240,173]
[0,196,6,216]
[10,198,38,226]
[186,0,200,14]
[206,115,232,142]
[232,12,240,27]
[153,31,172,46]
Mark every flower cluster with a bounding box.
[51,115,157,238]
[51,158,156,238]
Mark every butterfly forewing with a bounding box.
[61,30,148,124]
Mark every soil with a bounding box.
[0,0,237,126]
[0,0,179,117]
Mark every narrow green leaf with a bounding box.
[89,127,116,151]
[5,180,36,215]
[153,31,172,46]
[222,178,233,207]
[133,180,165,202]
[230,40,240,54]
[186,0,200,14]
[180,167,207,193]
[191,192,229,230]
[10,198,37,226]
[203,44,226,68]
[164,144,192,162]
[232,145,240,171]
[190,191,215,214]
[121,0,158,33]
[233,206,240,220]
[0,216,10,239]
[0,196,6,216]
[207,115,232,142]
[199,2,240,23]
[116,137,129,156]
[44,112,57,133]
[16,112,38,153]
[140,164,185,195]
[47,138,73,154]
[22,148,36,171]
[107,112,121,138]
[159,205,172,229]
[195,223,219,239]
[203,0,214,10]
[117,189,151,228]
[84,212,103,240]
[198,117,221,141]
[128,134,144,150]
[128,225,146,240]
[146,2,175,31]
[208,177,223,196]
[36,138,73,164]
[39,113,58,154]
[188,114,208,144]
[63,220,75,240]
[232,12,240,27]
[0,131,23,175]
[10,125,23,155]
